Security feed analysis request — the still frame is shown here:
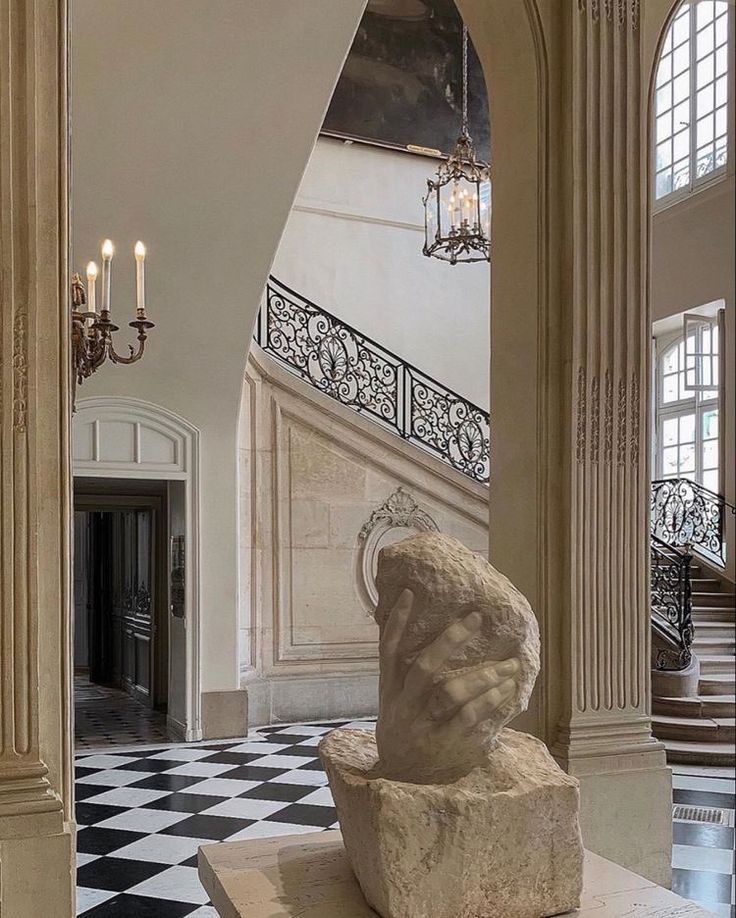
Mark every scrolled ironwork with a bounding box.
[651,478,731,564]
[257,279,490,484]
[650,535,693,671]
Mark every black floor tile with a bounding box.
[238,782,315,803]
[219,765,288,782]
[80,892,198,917]
[76,783,113,802]
[76,802,128,826]
[198,751,263,766]
[130,773,204,792]
[297,759,324,770]
[116,758,184,773]
[143,793,228,814]
[77,827,146,856]
[160,813,254,840]
[276,744,324,757]
[672,867,734,905]
[77,857,165,892]
[267,803,337,828]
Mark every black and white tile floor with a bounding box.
[75,722,735,917]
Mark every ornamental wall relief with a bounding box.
[357,487,439,610]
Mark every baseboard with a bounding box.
[243,672,379,728]
[166,714,187,743]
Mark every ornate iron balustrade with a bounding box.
[257,278,490,484]
[651,478,734,565]
[650,535,693,671]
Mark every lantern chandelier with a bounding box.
[70,238,155,406]
[422,25,491,265]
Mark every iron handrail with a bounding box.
[650,534,694,671]
[651,477,731,565]
[256,277,490,484]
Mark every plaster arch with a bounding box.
[73,395,202,740]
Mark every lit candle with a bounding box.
[449,194,456,229]
[134,241,146,317]
[101,239,114,313]
[86,261,98,313]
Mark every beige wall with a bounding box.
[273,137,490,408]
[70,0,367,733]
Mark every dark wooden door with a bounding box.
[119,508,155,707]
[86,507,156,706]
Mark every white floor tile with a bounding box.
[271,769,328,786]
[75,853,100,868]
[262,726,333,736]
[76,768,154,787]
[82,786,169,807]
[298,786,335,807]
[76,887,116,915]
[227,741,291,754]
[200,797,289,820]
[187,907,220,918]
[179,777,259,797]
[164,761,238,777]
[113,833,213,865]
[128,864,209,904]
[672,843,735,875]
[95,807,192,834]
[148,747,221,762]
[76,754,137,770]
[342,721,376,732]
[225,821,319,841]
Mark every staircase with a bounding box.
[650,480,735,766]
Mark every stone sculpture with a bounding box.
[320,532,584,918]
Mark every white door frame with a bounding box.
[73,395,202,741]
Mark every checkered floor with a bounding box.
[75,722,735,917]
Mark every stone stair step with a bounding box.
[693,608,736,623]
[699,655,736,675]
[693,621,736,637]
[652,714,735,743]
[691,578,727,593]
[653,695,736,718]
[662,738,736,766]
[700,673,736,695]
[692,592,736,607]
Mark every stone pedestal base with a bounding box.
[198,831,718,918]
[320,728,584,918]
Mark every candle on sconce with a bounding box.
[86,262,98,313]
[101,239,114,313]
[134,241,146,318]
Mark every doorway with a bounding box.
[73,481,174,750]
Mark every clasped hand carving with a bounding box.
[375,589,519,781]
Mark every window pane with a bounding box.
[673,158,690,189]
[679,414,695,443]
[715,12,728,46]
[657,52,673,87]
[703,469,719,492]
[697,144,714,175]
[715,106,727,139]
[675,9,692,43]
[673,71,690,105]
[656,170,673,198]
[657,140,673,169]
[679,444,695,472]
[674,128,690,160]
[715,44,727,77]
[703,438,718,469]
[663,345,679,374]
[663,417,679,445]
[697,84,714,119]
[657,83,673,111]
[715,74,727,107]
[698,113,715,146]
[663,446,679,474]
[674,42,690,77]
[698,54,715,88]
[663,374,679,402]
[702,408,718,438]
[657,110,672,142]
[697,23,714,60]
[697,1,715,29]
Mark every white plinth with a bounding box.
[198,830,717,918]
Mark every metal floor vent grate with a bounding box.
[673,804,731,825]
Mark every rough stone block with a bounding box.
[320,727,584,918]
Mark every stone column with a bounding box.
[0,0,75,915]
[548,0,672,889]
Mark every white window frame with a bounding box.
[653,0,733,210]
[655,328,721,493]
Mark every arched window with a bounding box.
[655,319,720,491]
[654,0,731,203]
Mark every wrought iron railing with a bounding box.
[651,478,734,565]
[650,535,694,671]
[257,278,490,484]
